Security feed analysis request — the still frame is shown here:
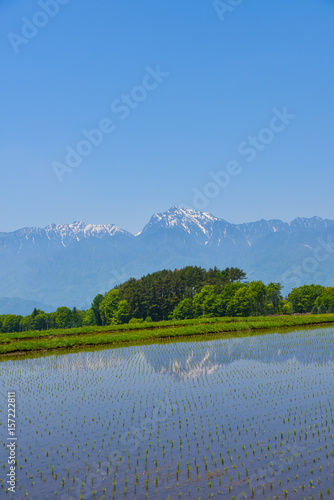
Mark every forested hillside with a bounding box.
[1,265,333,334]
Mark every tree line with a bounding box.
[1,266,334,333]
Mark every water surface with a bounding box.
[0,327,333,499]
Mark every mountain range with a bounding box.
[1,206,334,314]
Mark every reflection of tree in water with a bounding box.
[59,352,126,372]
[21,351,134,374]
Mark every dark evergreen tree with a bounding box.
[91,294,104,326]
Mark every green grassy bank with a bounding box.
[1,313,334,356]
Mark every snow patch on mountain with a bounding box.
[138,206,223,240]
[0,222,133,251]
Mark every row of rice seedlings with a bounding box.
[0,328,333,498]
[2,314,334,356]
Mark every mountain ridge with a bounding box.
[2,206,332,243]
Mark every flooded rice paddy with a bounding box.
[0,327,334,499]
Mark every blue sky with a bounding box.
[1,0,334,234]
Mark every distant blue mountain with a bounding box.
[0,297,54,316]
[1,207,334,311]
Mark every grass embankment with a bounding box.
[1,313,334,356]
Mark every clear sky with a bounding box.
[1,0,334,234]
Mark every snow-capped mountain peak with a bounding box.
[0,222,133,248]
[43,221,131,240]
[139,206,222,238]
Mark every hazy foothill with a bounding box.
[2,265,334,338]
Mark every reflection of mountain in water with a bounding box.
[14,329,334,379]
[140,330,334,380]
[150,350,221,381]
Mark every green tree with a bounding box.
[193,286,217,317]
[33,313,48,330]
[281,300,292,315]
[116,266,247,321]
[19,315,33,331]
[212,282,245,317]
[225,281,267,317]
[289,285,325,313]
[82,308,96,326]
[91,294,104,326]
[70,307,83,327]
[2,315,22,333]
[20,309,47,331]
[266,282,283,313]
[224,267,247,283]
[318,304,326,314]
[315,287,334,311]
[55,307,72,328]
[114,300,130,324]
[226,286,253,317]
[99,290,119,325]
[172,298,194,319]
